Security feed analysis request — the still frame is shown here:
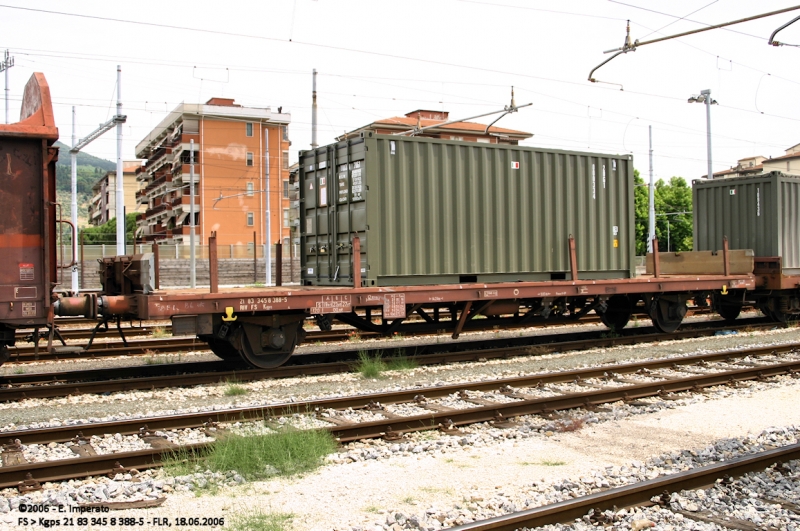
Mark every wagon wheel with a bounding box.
[237,321,302,369]
[648,296,687,333]
[205,338,243,361]
[767,308,789,324]
[717,303,741,323]
[598,295,632,331]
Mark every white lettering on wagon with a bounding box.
[482,290,498,298]
[314,295,352,314]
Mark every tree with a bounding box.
[80,213,139,245]
[633,172,693,254]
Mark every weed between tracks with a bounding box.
[355,350,418,378]
[150,326,171,338]
[230,510,293,531]
[163,428,336,482]
[144,349,183,365]
[224,380,249,396]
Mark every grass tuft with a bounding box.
[230,510,293,531]
[163,428,336,482]
[144,352,183,365]
[386,349,418,371]
[151,326,171,338]
[224,381,249,396]
[209,428,336,479]
[355,350,387,378]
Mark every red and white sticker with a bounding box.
[19,263,34,281]
[511,161,520,169]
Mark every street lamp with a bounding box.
[688,89,718,179]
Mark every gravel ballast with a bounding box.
[1,324,800,530]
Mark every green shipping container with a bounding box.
[300,132,635,286]
[693,171,800,274]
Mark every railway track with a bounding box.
[448,443,800,530]
[0,318,780,401]
[1,343,798,489]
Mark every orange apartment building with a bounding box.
[134,97,292,247]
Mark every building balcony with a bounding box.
[167,132,200,149]
[170,195,201,209]
[144,203,171,219]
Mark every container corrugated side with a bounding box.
[693,171,800,273]
[300,133,635,286]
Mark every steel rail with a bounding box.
[0,319,780,402]
[448,443,800,530]
[0,359,797,489]
[4,345,797,445]
[9,309,716,363]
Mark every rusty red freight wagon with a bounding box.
[53,240,755,368]
[0,71,760,370]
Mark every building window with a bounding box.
[247,182,254,197]
[246,122,253,137]
[450,136,464,141]
[246,212,254,226]
[246,152,254,166]
[283,150,289,170]
[283,208,289,228]
[282,125,289,141]
[283,180,289,198]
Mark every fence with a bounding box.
[54,244,301,290]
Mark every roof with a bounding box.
[372,116,531,136]
[337,111,533,142]
[767,151,800,162]
[711,164,763,178]
[136,100,291,158]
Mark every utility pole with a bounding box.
[311,69,318,149]
[190,139,196,288]
[70,67,126,285]
[703,89,713,180]
[265,129,272,286]
[115,65,125,256]
[648,126,655,253]
[1,50,14,124]
[71,107,79,293]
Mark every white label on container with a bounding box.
[390,141,396,155]
[351,168,363,201]
[613,225,619,235]
[319,160,327,169]
[319,186,327,206]
[592,164,596,199]
[307,268,314,275]
[511,161,519,169]
[306,218,312,233]
[603,165,606,188]
[613,160,617,170]
[757,187,760,216]
[22,302,36,317]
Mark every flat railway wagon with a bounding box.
[1,72,760,369]
[694,171,800,322]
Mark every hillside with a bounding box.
[53,141,116,226]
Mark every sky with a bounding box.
[2,0,799,183]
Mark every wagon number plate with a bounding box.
[383,294,406,319]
